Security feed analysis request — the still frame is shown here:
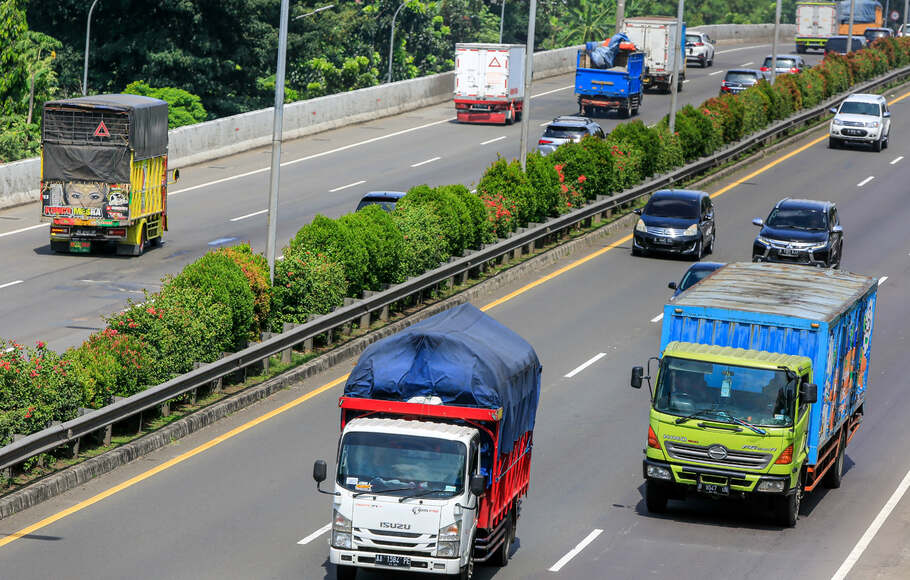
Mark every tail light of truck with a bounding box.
[538,139,553,144]
[775,445,793,464]
[50,226,69,235]
[647,425,661,450]
[108,228,127,237]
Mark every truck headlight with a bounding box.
[684,224,698,236]
[332,508,352,549]
[646,464,672,480]
[635,219,647,232]
[437,520,461,558]
[756,479,787,493]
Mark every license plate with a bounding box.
[697,481,730,495]
[653,237,672,245]
[374,554,411,568]
[779,248,800,256]
[69,240,91,253]
[75,229,96,236]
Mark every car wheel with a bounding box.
[700,56,707,67]
[873,136,883,152]
[883,132,889,149]
[692,238,704,261]
[707,231,715,254]
[828,137,839,149]
[632,244,644,257]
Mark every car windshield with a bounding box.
[766,206,827,230]
[543,125,588,139]
[763,57,796,69]
[725,72,759,84]
[654,356,796,427]
[337,431,466,496]
[839,101,880,116]
[678,267,715,292]
[645,197,699,219]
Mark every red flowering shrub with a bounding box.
[65,329,155,408]
[216,244,271,340]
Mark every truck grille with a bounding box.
[664,442,772,470]
[353,527,436,555]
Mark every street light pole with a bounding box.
[771,0,781,84]
[388,2,408,83]
[519,0,537,170]
[847,0,856,53]
[616,0,626,34]
[905,0,909,36]
[499,0,506,44]
[265,3,334,284]
[668,0,684,133]
[83,0,101,96]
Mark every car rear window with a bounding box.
[763,57,797,69]
[826,38,863,52]
[645,198,699,219]
[839,101,880,116]
[724,71,759,83]
[686,34,700,44]
[543,125,588,139]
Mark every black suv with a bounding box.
[752,198,843,268]
[633,189,716,259]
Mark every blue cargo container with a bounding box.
[660,262,878,465]
[574,50,644,118]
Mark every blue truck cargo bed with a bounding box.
[660,262,878,465]
[575,50,644,98]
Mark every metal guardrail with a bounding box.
[2,64,909,472]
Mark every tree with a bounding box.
[123,81,207,128]
[555,0,614,45]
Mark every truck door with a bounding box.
[483,50,509,99]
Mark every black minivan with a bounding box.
[824,35,867,55]
[632,189,716,259]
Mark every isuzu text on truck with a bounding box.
[40,94,174,255]
[632,262,877,526]
[312,303,542,579]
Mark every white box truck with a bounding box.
[621,16,686,93]
[454,43,525,124]
[795,2,838,53]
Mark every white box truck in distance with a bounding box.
[621,16,686,93]
[795,2,838,52]
[454,43,525,124]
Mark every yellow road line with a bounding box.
[6,87,910,550]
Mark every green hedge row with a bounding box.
[3,37,910,450]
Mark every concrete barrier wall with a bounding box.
[0,25,785,210]
[691,23,797,44]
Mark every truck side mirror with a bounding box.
[631,366,644,389]
[800,382,818,405]
[313,459,327,483]
[469,474,486,496]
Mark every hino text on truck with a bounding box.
[454,43,526,124]
[312,303,542,579]
[632,262,877,527]
[40,94,175,255]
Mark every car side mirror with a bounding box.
[800,382,818,405]
[752,217,764,227]
[631,366,644,389]
[705,211,714,221]
[633,208,642,215]
[832,224,843,234]
[469,474,486,496]
[883,111,891,117]
[829,107,838,114]
[313,459,327,483]
[668,281,678,290]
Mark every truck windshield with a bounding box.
[337,432,466,497]
[654,356,795,427]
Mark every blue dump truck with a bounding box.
[575,48,644,118]
[632,262,878,526]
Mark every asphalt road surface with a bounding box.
[0,42,813,353]
[1,66,908,579]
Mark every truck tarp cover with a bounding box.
[837,0,881,22]
[42,94,168,182]
[345,303,542,453]
[586,33,631,68]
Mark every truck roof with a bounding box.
[673,262,876,322]
[345,417,477,444]
[663,341,812,372]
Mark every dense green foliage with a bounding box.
[123,81,207,128]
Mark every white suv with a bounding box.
[685,31,715,67]
[829,93,891,152]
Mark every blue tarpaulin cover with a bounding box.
[344,303,542,453]
[586,33,631,69]
[837,0,882,23]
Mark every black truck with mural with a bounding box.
[39,94,175,255]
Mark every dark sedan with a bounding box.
[632,189,716,259]
[752,198,843,268]
[668,262,725,301]
[355,191,406,212]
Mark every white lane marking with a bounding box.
[0,280,24,290]
[651,313,664,323]
[533,85,574,98]
[411,156,441,168]
[717,43,770,54]
[298,523,332,545]
[540,121,551,127]
[857,176,874,187]
[564,353,607,378]
[878,276,888,286]
[890,155,903,165]
[683,79,691,84]
[0,223,47,239]
[329,180,366,193]
[741,61,754,66]
[548,529,604,572]
[229,209,268,222]
[481,136,507,145]
[709,70,724,76]
[830,467,910,580]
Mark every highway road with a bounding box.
[1,68,909,579]
[0,42,816,353]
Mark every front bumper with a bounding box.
[330,547,460,575]
[830,124,882,143]
[634,232,700,255]
[752,241,831,267]
[643,458,792,496]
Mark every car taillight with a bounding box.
[538,139,553,144]
[648,425,661,450]
[50,226,69,235]
[760,66,770,72]
[790,68,799,73]
[694,42,704,46]
[775,445,793,465]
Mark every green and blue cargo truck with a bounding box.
[631,262,878,526]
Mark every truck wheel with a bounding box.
[456,559,474,580]
[824,431,847,489]
[493,513,513,566]
[776,473,802,528]
[505,105,514,126]
[645,480,669,513]
[335,565,357,580]
[50,241,70,253]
